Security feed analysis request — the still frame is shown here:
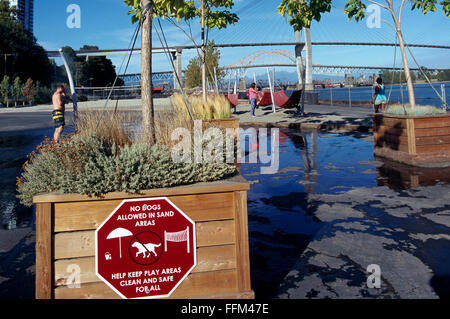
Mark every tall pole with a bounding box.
[201,0,207,102]
[304,28,314,91]
[295,30,306,115]
[59,49,78,129]
[141,0,156,144]
[267,67,275,113]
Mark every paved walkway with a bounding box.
[235,102,374,131]
[276,181,450,299]
[0,98,374,132]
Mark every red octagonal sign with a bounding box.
[95,197,196,299]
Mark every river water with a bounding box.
[316,82,449,108]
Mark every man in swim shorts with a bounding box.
[52,85,67,143]
[373,77,387,113]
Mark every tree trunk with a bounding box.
[396,28,416,108]
[304,28,314,91]
[294,30,306,115]
[201,0,207,102]
[141,0,156,144]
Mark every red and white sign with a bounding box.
[95,197,196,299]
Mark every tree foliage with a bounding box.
[277,0,332,31]
[185,41,224,88]
[0,75,10,105]
[344,0,449,21]
[343,0,449,107]
[0,0,53,85]
[123,0,239,28]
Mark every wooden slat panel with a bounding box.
[196,220,236,247]
[416,144,450,153]
[415,126,450,137]
[414,118,450,129]
[378,133,408,145]
[54,270,238,299]
[54,245,237,286]
[195,245,236,273]
[170,193,235,222]
[406,118,416,155]
[234,191,251,293]
[415,135,450,146]
[374,117,406,129]
[34,177,250,204]
[375,125,407,137]
[375,135,409,153]
[54,200,121,233]
[170,269,237,299]
[54,230,95,260]
[54,220,236,259]
[36,203,53,299]
[54,192,235,232]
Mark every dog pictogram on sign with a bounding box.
[95,197,196,299]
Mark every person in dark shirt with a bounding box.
[373,77,387,113]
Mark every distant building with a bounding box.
[8,0,34,34]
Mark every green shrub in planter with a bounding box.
[17,133,236,207]
[385,104,447,116]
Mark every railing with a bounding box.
[316,83,449,109]
[75,86,171,101]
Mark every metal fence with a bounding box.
[316,83,449,109]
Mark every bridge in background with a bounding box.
[46,42,449,89]
[45,41,450,57]
[120,48,448,87]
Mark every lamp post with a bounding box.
[3,54,14,77]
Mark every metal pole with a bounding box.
[267,67,275,113]
[348,86,352,108]
[213,67,219,94]
[233,70,237,94]
[442,84,447,109]
[59,48,78,128]
[330,87,333,106]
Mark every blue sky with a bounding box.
[34,0,450,76]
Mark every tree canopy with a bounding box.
[185,41,223,89]
[277,0,332,31]
[124,0,239,28]
[0,0,53,85]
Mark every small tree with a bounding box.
[344,0,450,108]
[185,41,224,89]
[23,78,36,105]
[0,75,10,107]
[124,0,239,102]
[12,76,23,107]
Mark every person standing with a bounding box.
[373,77,387,113]
[248,83,259,117]
[52,85,67,143]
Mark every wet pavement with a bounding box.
[1,124,450,299]
[239,129,450,299]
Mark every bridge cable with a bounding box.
[386,33,398,104]
[94,18,142,132]
[405,44,447,108]
[154,18,194,121]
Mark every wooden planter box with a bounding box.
[33,175,254,299]
[373,113,450,167]
[204,117,240,131]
